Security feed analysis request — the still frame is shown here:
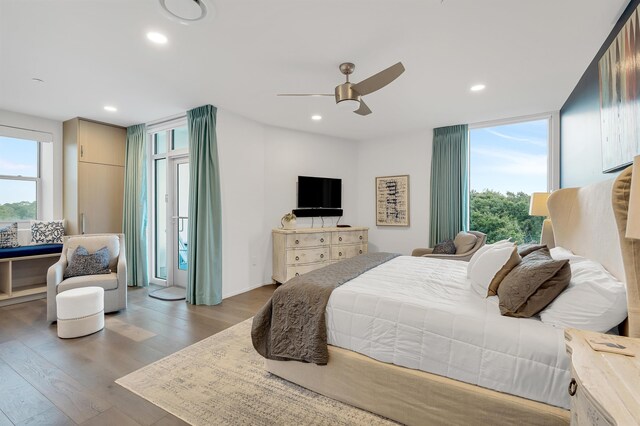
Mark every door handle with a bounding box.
[81,213,85,234]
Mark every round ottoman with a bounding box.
[56,286,105,339]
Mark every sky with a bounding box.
[469,119,548,195]
[0,136,38,205]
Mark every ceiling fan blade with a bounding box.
[277,94,334,97]
[354,99,372,116]
[352,62,405,96]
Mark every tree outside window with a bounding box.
[469,119,548,244]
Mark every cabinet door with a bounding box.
[78,162,124,234]
[78,120,126,166]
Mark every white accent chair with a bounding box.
[47,234,127,322]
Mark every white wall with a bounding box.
[0,109,63,221]
[356,129,433,255]
[216,110,358,298]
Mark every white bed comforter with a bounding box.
[326,256,571,409]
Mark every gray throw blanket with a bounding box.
[251,252,399,365]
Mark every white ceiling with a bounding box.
[0,0,629,141]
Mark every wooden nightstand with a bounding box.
[565,329,640,425]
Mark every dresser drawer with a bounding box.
[286,247,329,265]
[331,244,367,261]
[570,374,615,426]
[286,232,329,248]
[332,231,366,245]
[286,263,325,281]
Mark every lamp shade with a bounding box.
[626,155,640,239]
[529,192,550,216]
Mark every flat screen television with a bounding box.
[297,176,342,209]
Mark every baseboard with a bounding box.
[222,282,273,299]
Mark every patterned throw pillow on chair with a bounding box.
[31,220,65,244]
[63,246,111,279]
[433,239,457,254]
[0,223,19,248]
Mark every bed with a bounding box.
[260,166,640,425]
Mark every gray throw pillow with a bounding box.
[63,246,111,279]
[0,223,19,248]
[498,247,571,318]
[517,243,547,258]
[433,239,457,255]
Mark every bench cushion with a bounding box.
[0,243,63,260]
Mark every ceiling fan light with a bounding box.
[337,99,360,112]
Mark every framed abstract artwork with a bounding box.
[599,3,640,172]
[375,175,409,226]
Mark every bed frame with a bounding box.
[266,166,640,425]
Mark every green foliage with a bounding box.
[470,190,543,244]
[0,201,36,221]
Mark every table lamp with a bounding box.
[529,192,555,247]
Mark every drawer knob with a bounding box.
[295,272,300,276]
[568,379,577,396]
[339,252,343,256]
[339,237,343,241]
[359,250,363,254]
[320,238,324,243]
[320,254,324,258]
[359,235,363,240]
[295,256,300,261]
[295,239,299,244]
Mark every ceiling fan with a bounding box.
[277,61,405,116]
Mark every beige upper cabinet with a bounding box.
[64,118,126,236]
[77,119,126,166]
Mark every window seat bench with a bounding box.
[0,244,63,306]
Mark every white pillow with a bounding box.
[467,240,512,278]
[539,259,627,333]
[469,243,517,297]
[550,246,588,264]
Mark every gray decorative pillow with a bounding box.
[433,239,457,254]
[31,220,65,244]
[498,247,571,318]
[63,246,111,279]
[517,243,547,258]
[0,223,19,248]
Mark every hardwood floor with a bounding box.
[0,284,277,425]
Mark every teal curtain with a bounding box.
[429,124,469,247]
[123,124,148,287]
[186,105,222,305]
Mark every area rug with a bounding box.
[116,319,396,425]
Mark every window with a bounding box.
[469,117,553,244]
[0,136,39,221]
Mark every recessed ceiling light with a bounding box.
[104,106,118,112]
[311,115,322,121]
[470,84,486,92]
[159,0,210,25]
[147,31,168,44]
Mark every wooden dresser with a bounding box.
[272,227,368,284]
[565,329,640,425]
